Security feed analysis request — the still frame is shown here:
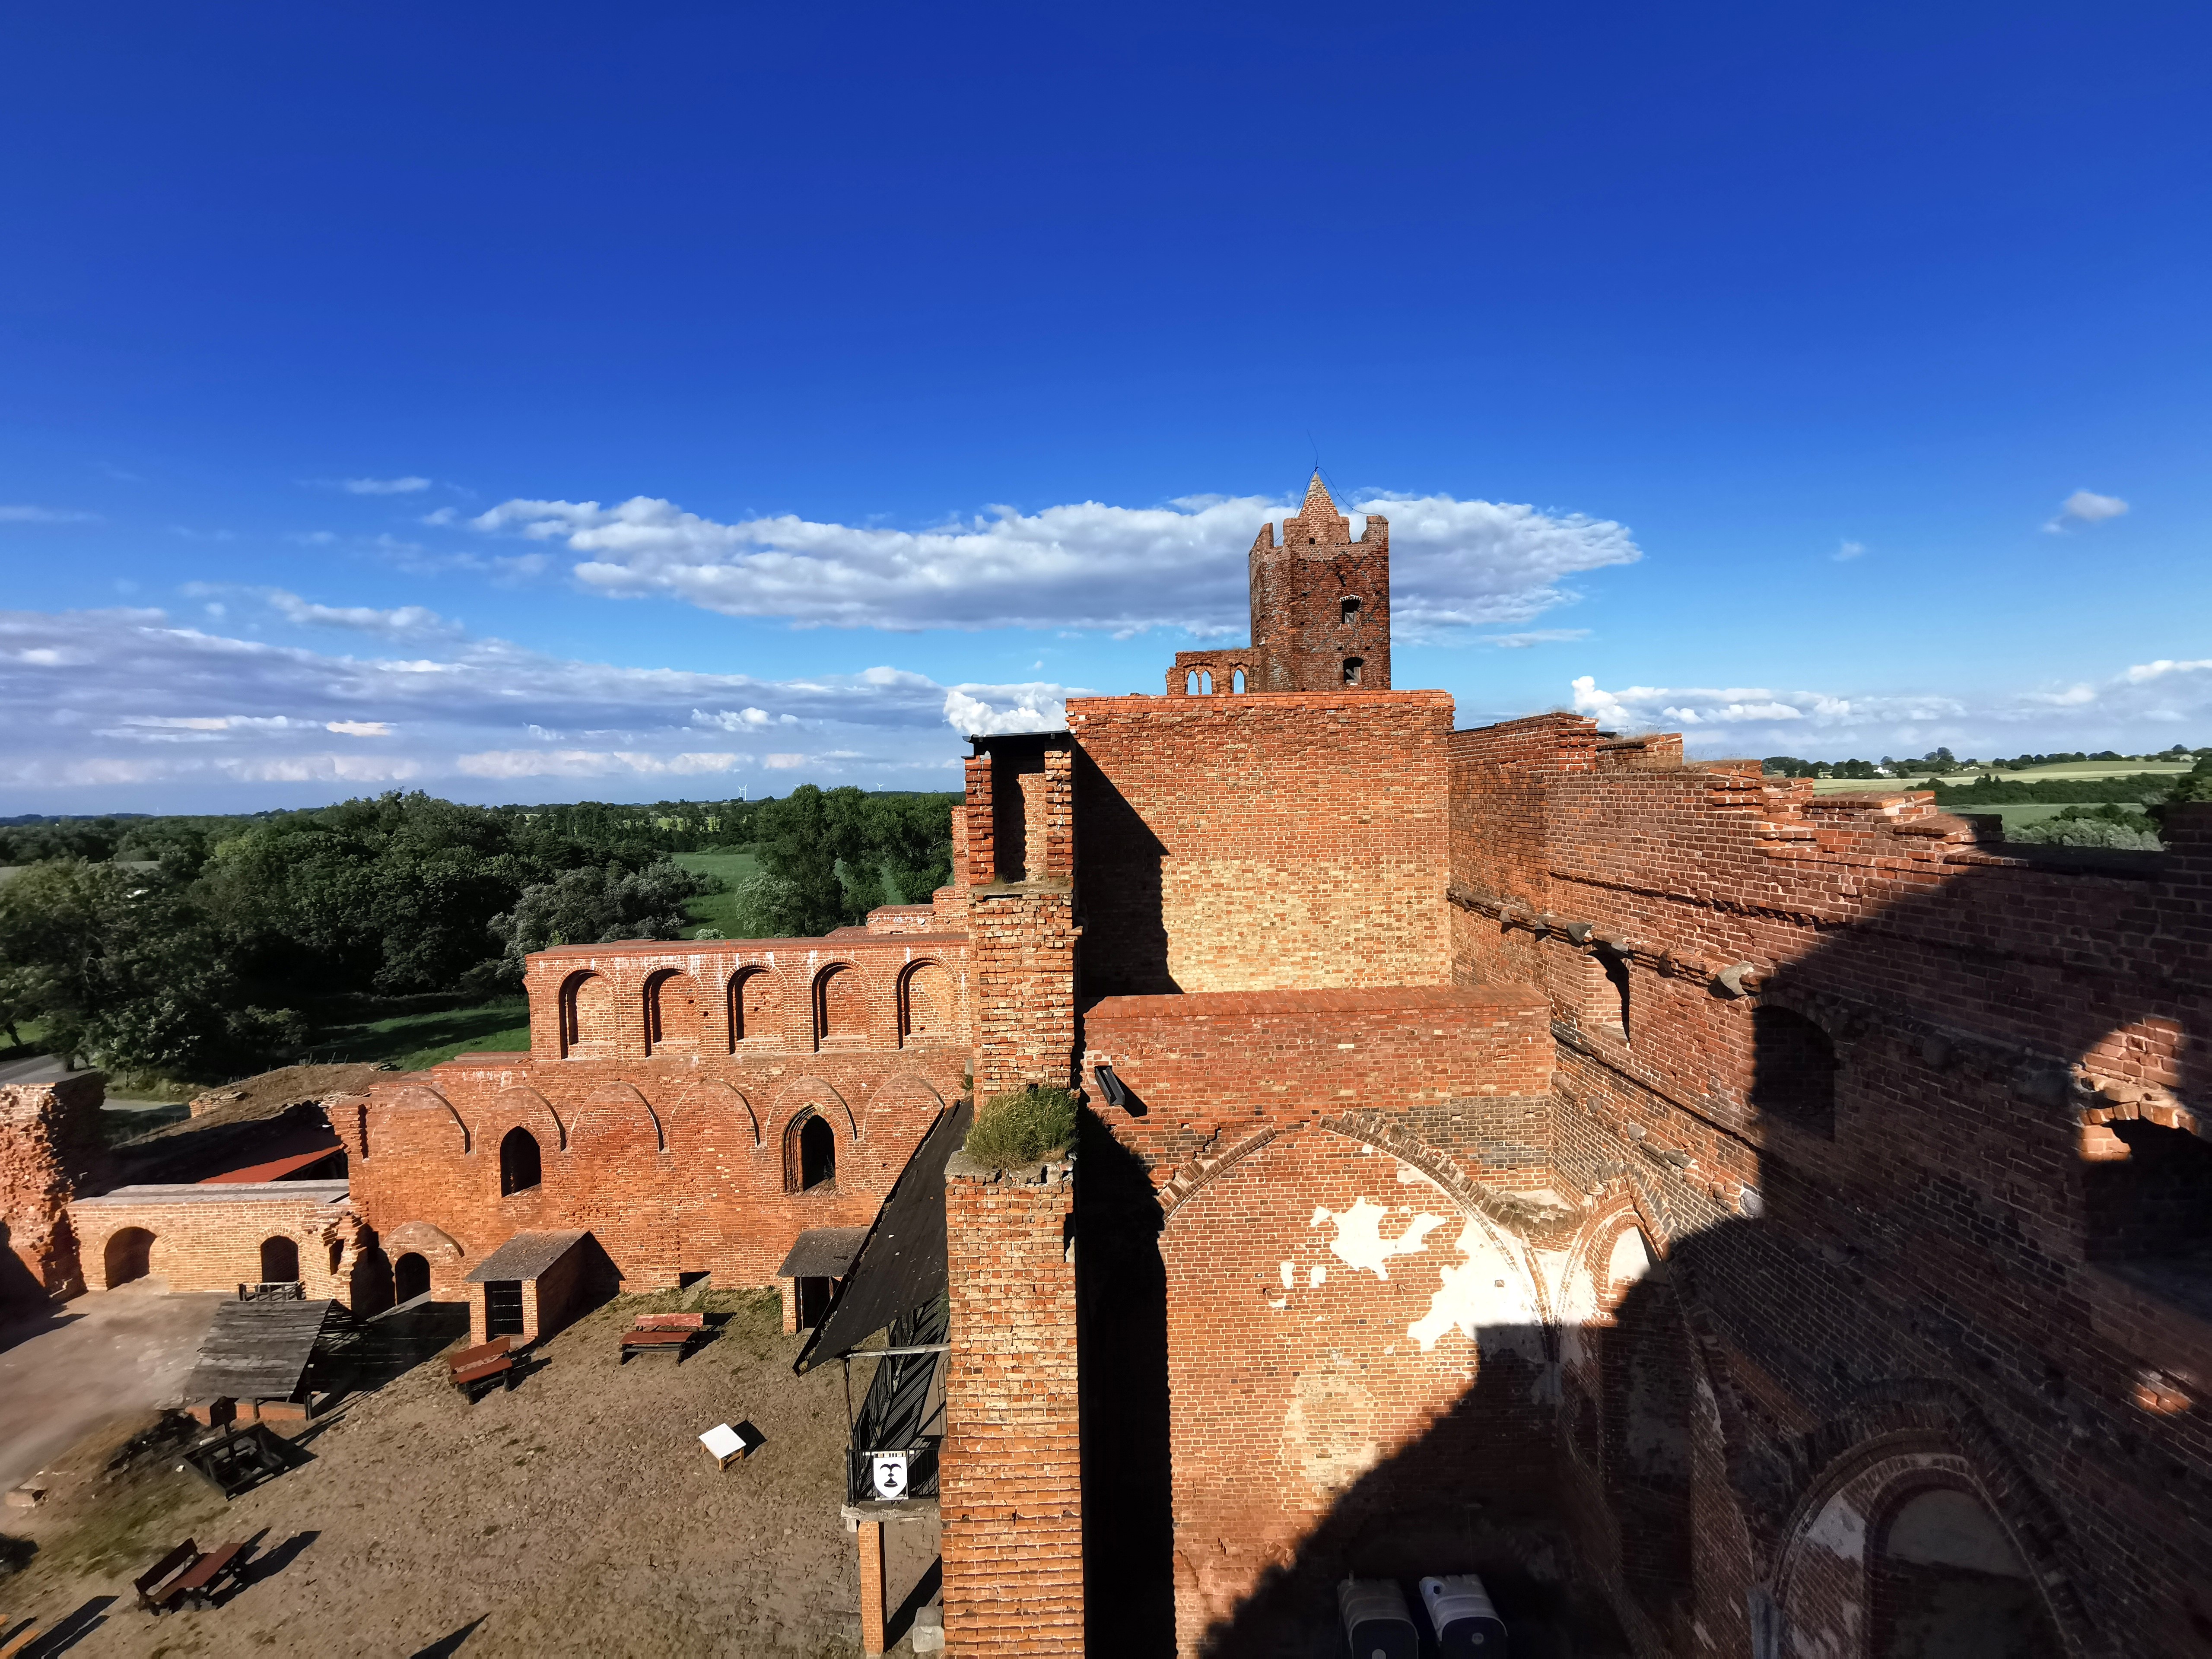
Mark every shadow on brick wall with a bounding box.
[1081,816,2212,1656]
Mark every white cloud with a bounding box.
[0,505,101,524]
[1569,657,2212,756]
[944,682,1077,735]
[0,607,1078,807]
[466,488,1639,639]
[2044,489,2129,533]
[339,476,432,495]
[1477,629,1589,649]
[265,589,462,639]
[1835,540,1866,561]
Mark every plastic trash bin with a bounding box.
[1338,1578,1419,1659]
[1419,1573,1509,1656]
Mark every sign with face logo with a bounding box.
[870,1450,909,1501]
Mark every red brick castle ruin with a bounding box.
[7,474,2209,1656]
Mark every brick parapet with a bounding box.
[941,1154,1083,1654]
[521,931,970,1062]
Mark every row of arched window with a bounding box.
[1179,656,1364,693]
[496,1110,837,1199]
[556,958,958,1058]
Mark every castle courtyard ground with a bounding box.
[0,1290,935,1657]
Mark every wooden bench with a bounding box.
[135,1539,202,1614]
[0,1620,41,1657]
[447,1336,514,1399]
[621,1312,706,1363]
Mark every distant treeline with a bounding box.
[1761,744,2210,780]
[1926,771,2212,807]
[0,786,957,1082]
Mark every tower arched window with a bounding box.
[1341,596,1360,625]
[1342,657,1363,687]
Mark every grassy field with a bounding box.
[307,999,532,1069]
[673,849,761,938]
[1811,761,2193,795]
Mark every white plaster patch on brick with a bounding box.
[1279,1259,1294,1288]
[1407,1220,1543,1355]
[1309,1196,1444,1281]
[1804,1493,1868,1560]
[1308,1263,1325,1288]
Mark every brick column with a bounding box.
[940,1153,1082,1654]
[858,1519,888,1656]
[969,887,1079,1098]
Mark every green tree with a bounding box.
[480,860,720,985]
[754,785,871,934]
[0,859,301,1077]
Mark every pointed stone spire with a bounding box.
[1287,469,1350,544]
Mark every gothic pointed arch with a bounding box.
[573,1080,667,1154]
[771,1076,858,1142]
[493,1083,566,1151]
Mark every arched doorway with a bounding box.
[260,1235,301,1283]
[786,1109,836,1192]
[395,1251,432,1303]
[104,1227,154,1287]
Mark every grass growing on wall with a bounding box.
[964,1085,1078,1166]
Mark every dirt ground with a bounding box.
[0,1286,227,1494]
[0,1289,940,1657]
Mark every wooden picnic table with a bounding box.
[172,1539,249,1607]
[620,1312,706,1363]
[136,1540,200,1614]
[447,1336,514,1398]
[133,1536,251,1613]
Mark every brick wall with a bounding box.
[0,1072,104,1305]
[1068,691,1453,996]
[941,1153,1083,1655]
[1082,986,1553,1189]
[69,1182,360,1301]
[1443,716,2212,1657]
[332,924,973,1303]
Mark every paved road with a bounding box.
[0,1284,225,1490]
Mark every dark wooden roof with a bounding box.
[185,1299,339,1402]
[777,1226,871,1280]
[463,1229,588,1284]
[795,1098,970,1374]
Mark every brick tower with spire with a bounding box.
[1249,470,1391,691]
[1166,472,1392,696]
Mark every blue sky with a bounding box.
[3,2,2209,811]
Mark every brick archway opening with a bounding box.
[103,1227,154,1288]
[395,1251,431,1303]
[259,1235,301,1283]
